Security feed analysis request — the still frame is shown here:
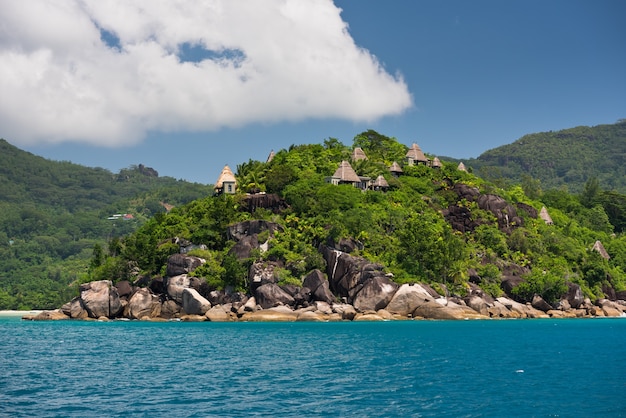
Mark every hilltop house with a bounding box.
[326,160,372,190]
[327,144,446,191]
[371,175,389,191]
[389,161,403,177]
[405,143,429,166]
[457,162,468,172]
[214,165,237,195]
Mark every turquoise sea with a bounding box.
[0,316,624,417]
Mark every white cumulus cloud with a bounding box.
[0,0,412,147]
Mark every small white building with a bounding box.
[214,165,237,195]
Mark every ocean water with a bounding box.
[0,317,624,417]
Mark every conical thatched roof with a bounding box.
[389,161,403,174]
[431,157,442,168]
[214,165,236,189]
[352,147,368,161]
[539,206,553,225]
[266,150,275,163]
[406,143,428,163]
[592,240,610,260]
[457,162,467,172]
[332,160,361,183]
[373,175,389,188]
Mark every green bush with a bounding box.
[512,270,568,304]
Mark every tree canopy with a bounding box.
[3,126,626,310]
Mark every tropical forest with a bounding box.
[1,121,626,313]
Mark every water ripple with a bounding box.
[1,318,625,417]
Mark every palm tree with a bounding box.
[236,159,266,193]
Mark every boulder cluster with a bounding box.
[25,250,626,323]
[23,219,626,322]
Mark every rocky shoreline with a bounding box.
[22,266,626,323]
[20,220,626,322]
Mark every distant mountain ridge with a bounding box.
[0,139,209,208]
[0,138,212,309]
[464,120,626,193]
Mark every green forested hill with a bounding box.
[4,126,626,311]
[465,120,626,193]
[0,139,212,309]
[84,131,626,310]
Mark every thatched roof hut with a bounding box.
[332,160,361,183]
[214,165,237,194]
[539,206,553,225]
[372,175,389,191]
[431,157,442,168]
[389,161,403,176]
[592,240,610,260]
[405,143,428,165]
[457,162,468,172]
[352,147,368,161]
[266,150,275,163]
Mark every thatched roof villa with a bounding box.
[351,147,368,161]
[405,143,428,166]
[214,165,237,195]
[389,161,403,177]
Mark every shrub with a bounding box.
[512,269,568,304]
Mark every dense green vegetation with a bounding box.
[0,139,212,309]
[465,120,626,193]
[87,130,626,306]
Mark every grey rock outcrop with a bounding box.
[442,205,480,233]
[496,297,549,318]
[332,303,357,320]
[448,184,524,233]
[254,283,295,309]
[565,282,584,308]
[303,269,335,304]
[160,300,181,319]
[79,280,122,318]
[466,294,490,316]
[205,305,234,322]
[413,300,487,320]
[182,288,212,315]
[229,235,259,259]
[531,294,553,312]
[115,280,133,300]
[227,220,284,259]
[281,285,311,307]
[166,274,203,304]
[166,254,205,277]
[125,288,161,319]
[62,297,89,319]
[240,309,297,322]
[476,193,523,232]
[386,283,436,316]
[227,220,284,242]
[27,310,69,321]
[352,276,398,312]
[326,237,363,253]
[248,261,279,292]
[322,246,389,303]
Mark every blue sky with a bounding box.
[2,0,624,184]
